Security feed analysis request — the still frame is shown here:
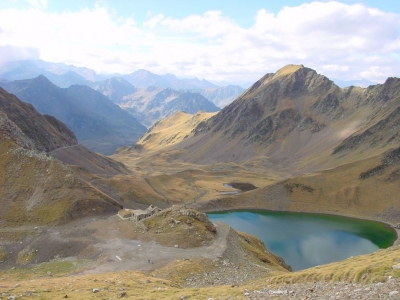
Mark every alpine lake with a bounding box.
[207,210,397,271]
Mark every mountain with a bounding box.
[0,60,240,106]
[116,64,400,224]
[42,70,92,88]
[0,87,123,226]
[0,87,77,152]
[117,86,220,127]
[189,85,245,108]
[135,111,218,152]
[333,78,377,88]
[0,76,146,154]
[0,59,106,82]
[92,77,137,103]
[169,64,399,170]
[122,69,218,89]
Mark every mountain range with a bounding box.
[0,59,220,90]
[119,64,400,224]
[0,76,146,154]
[93,78,220,127]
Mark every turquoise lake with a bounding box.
[207,210,397,271]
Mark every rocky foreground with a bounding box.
[244,279,400,299]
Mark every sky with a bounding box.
[0,0,399,86]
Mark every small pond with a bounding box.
[208,210,397,271]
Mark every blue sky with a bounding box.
[0,0,399,85]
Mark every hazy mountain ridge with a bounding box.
[122,69,218,89]
[189,85,245,108]
[0,60,242,112]
[108,85,220,127]
[91,77,137,103]
[0,76,146,154]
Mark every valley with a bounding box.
[0,63,400,299]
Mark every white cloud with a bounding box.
[25,0,47,9]
[0,1,399,85]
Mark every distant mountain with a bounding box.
[117,86,220,127]
[122,69,218,90]
[0,76,146,154]
[93,77,137,103]
[0,60,242,107]
[42,70,92,88]
[189,85,245,108]
[333,78,378,88]
[0,59,107,82]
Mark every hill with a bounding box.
[0,76,146,154]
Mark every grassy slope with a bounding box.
[0,139,121,226]
[198,149,400,223]
[1,245,398,299]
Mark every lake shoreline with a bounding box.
[204,207,400,247]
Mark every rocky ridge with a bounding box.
[0,88,77,152]
[0,76,146,154]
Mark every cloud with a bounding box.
[25,0,47,9]
[0,1,399,84]
[0,45,39,62]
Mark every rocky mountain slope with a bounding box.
[0,76,146,154]
[162,65,400,172]
[0,88,76,152]
[0,88,123,226]
[134,111,217,152]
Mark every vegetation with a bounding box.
[285,183,315,194]
[16,246,36,265]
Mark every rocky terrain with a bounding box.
[0,88,77,152]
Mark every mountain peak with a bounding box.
[273,64,305,79]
